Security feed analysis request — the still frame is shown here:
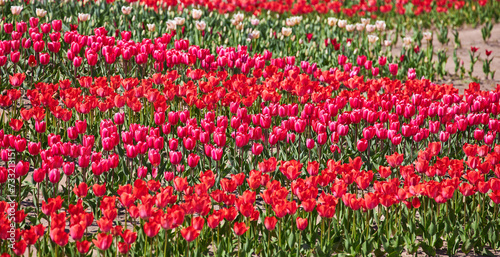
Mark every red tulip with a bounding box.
[73,182,88,198]
[76,240,91,254]
[233,222,249,236]
[144,221,161,237]
[148,149,161,167]
[93,233,113,251]
[174,177,188,192]
[187,153,200,168]
[93,183,106,197]
[70,224,85,240]
[181,226,200,242]
[121,229,137,244]
[264,216,278,231]
[35,121,46,133]
[356,138,368,152]
[306,161,319,176]
[9,118,23,131]
[48,169,60,184]
[296,217,308,230]
[211,148,223,161]
[40,53,50,65]
[169,151,182,165]
[50,228,69,246]
[191,217,205,231]
[279,160,303,180]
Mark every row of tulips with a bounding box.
[0,6,498,87]
[2,140,500,257]
[0,63,500,256]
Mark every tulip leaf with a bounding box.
[361,240,373,256]
[287,232,295,248]
[420,242,436,256]
[462,238,474,254]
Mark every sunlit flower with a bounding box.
[166,20,176,30]
[78,13,90,22]
[192,9,202,20]
[282,27,292,37]
[250,18,260,26]
[366,24,376,33]
[337,20,347,28]
[368,35,379,44]
[249,30,260,39]
[346,24,356,32]
[356,23,365,31]
[384,40,392,47]
[36,8,47,18]
[233,13,244,23]
[121,6,132,15]
[375,20,386,31]
[327,17,338,27]
[423,31,432,41]
[174,17,185,26]
[403,36,413,49]
[147,23,156,32]
[195,20,206,31]
[361,18,371,26]
[11,6,23,15]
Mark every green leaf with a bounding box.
[420,242,436,256]
[461,238,473,254]
[287,232,295,248]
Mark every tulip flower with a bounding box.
[92,233,113,250]
[233,222,249,236]
[357,138,368,152]
[181,226,200,242]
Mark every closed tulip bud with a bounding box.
[154,112,165,125]
[306,138,315,149]
[439,131,450,142]
[211,148,223,161]
[4,23,13,34]
[51,20,62,32]
[28,142,41,156]
[33,41,45,53]
[307,161,319,176]
[389,63,398,77]
[357,138,368,152]
[338,54,347,65]
[264,216,278,231]
[33,168,46,183]
[137,166,148,178]
[296,217,308,230]
[164,171,174,181]
[474,129,484,141]
[72,56,82,67]
[233,222,249,236]
[484,132,496,145]
[251,143,263,155]
[378,56,387,66]
[169,151,182,165]
[48,169,60,184]
[11,51,21,63]
[169,139,178,151]
[187,153,200,168]
[63,162,75,176]
[148,149,161,167]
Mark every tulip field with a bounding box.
[1,0,500,256]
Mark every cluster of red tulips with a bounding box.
[0,1,500,256]
[1,49,500,255]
